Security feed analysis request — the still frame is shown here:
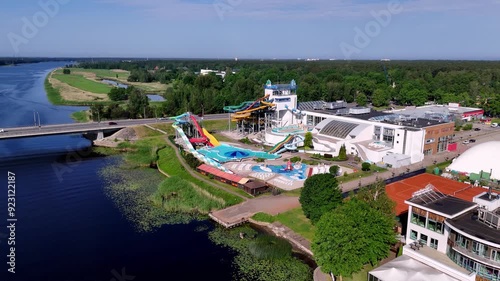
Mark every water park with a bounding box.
[172,78,438,191]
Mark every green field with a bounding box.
[56,68,130,80]
[71,110,89,122]
[252,207,316,241]
[53,73,112,94]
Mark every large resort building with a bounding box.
[240,80,484,168]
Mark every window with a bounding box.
[427,214,445,234]
[456,234,469,249]
[425,138,435,144]
[424,149,433,155]
[368,275,380,281]
[493,250,500,263]
[430,238,438,249]
[410,230,418,240]
[411,208,427,227]
[420,234,428,245]
[473,241,488,257]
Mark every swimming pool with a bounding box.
[197,144,279,163]
[251,163,307,180]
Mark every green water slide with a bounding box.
[267,135,294,154]
[223,101,254,113]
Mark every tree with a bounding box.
[338,144,348,161]
[90,103,104,121]
[371,88,390,107]
[313,199,396,280]
[329,165,340,176]
[361,162,371,171]
[304,132,313,148]
[355,93,368,106]
[108,87,128,101]
[63,68,71,74]
[354,181,396,219]
[127,88,150,118]
[299,174,342,224]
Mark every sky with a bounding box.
[0,0,499,60]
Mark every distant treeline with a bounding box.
[76,60,500,117]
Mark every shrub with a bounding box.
[338,144,348,161]
[324,153,332,158]
[290,156,301,163]
[329,165,340,176]
[62,68,71,74]
[255,158,266,163]
[361,162,371,171]
[304,132,313,148]
[462,123,473,131]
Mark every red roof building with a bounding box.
[386,173,486,215]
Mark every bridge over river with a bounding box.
[0,113,228,139]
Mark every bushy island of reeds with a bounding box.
[96,129,313,280]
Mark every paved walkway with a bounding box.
[210,195,300,227]
[314,267,333,281]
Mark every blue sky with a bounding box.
[1,0,499,59]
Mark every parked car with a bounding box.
[469,139,476,143]
[462,140,470,144]
[474,128,481,131]
[0,129,4,133]
[108,122,117,125]
[491,123,498,128]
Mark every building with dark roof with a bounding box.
[396,185,500,281]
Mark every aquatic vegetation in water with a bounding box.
[99,162,204,232]
[209,226,312,281]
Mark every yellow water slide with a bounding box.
[202,128,220,147]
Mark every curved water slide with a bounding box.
[267,134,305,154]
[223,101,255,113]
[267,135,294,154]
[282,135,305,153]
[202,128,220,147]
[172,123,231,173]
[188,114,212,146]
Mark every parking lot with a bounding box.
[453,122,500,153]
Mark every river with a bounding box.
[0,62,235,281]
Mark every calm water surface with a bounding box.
[0,62,235,281]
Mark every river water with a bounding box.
[0,62,235,281]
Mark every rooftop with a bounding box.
[447,209,500,245]
[407,194,476,217]
[386,174,486,216]
[197,164,249,184]
[387,104,483,122]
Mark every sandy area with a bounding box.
[111,69,129,73]
[49,70,109,102]
[93,127,138,147]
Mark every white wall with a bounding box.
[405,206,449,253]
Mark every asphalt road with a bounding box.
[0,113,230,139]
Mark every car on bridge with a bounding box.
[108,122,117,125]
[0,129,4,133]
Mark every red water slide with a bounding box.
[188,114,212,146]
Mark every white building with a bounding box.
[369,186,500,281]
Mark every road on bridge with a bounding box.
[0,113,229,139]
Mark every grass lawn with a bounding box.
[157,144,243,207]
[53,73,112,94]
[252,207,316,242]
[426,160,452,174]
[338,165,387,183]
[202,119,236,132]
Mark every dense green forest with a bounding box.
[76,60,500,117]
